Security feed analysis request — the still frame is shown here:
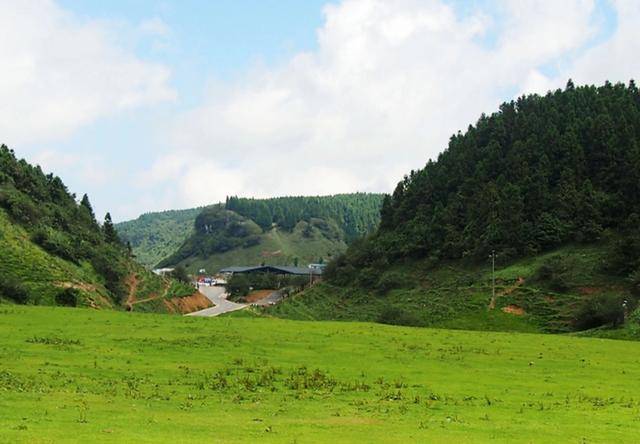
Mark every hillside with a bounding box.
[266,244,637,336]
[2,305,640,442]
[115,207,206,267]
[313,81,640,333]
[0,145,194,311]
[120,193,384,272]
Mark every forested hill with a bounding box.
[0,144,172,308]
[329,81,640,281]
[115,207,207,268]
[137,193,384,271]
[225,194,383,241]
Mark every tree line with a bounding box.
[328,81,640,291]
[225,193,384,241]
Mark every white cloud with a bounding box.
[0,0,175,145]
[134,0,608,214]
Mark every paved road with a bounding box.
[185,286,247,317]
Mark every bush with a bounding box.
[0,279,29,304]
[375,271,405,294]
[32,227,78,263]
[533,256,570,292]
[171,265,190,284]
[377,306,422,327]
[629,268,640,297]
[226,274,252,298]
[55,288,79,307]
[573,294,629,330]
[90,246,128,302]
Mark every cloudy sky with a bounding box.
[1,0,637,221]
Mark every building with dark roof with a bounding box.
[219,265,323,276]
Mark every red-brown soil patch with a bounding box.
[124,273,139,305]
[163,292,213,314]
[578,286,599,295]
[489,277,525,310]
[502,304,525,315]
[244,289,275,303]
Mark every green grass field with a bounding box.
[1,305,640,443]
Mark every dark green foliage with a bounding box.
[330,81,640,283]
[375,271,406,294]
[0,144,135,304]
[225,193,384,240]
[171,265,190,284]
[31,227,78,263]
[159,207,262,266]
[533,256,571,293]
[157,195,383,269]
[55,288,79,307]
[115,206,205,267]
[0,279,29,304]
[573,294,630,330]
[377,306,422,327]
[103,212,120,245]
[226,274,252,298]
[630,269,640,297]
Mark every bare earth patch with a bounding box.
[502,304,525,315]
[245,290,275,303]
[163,292,213,314]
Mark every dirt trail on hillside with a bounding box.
[53,281,112,309]
[488,277,525,310]
[125,274,139,307]
[129,282,166,306]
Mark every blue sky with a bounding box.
[2,0,635,222]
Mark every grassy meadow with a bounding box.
[1,305,640,442]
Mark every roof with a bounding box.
[219,265,323,275]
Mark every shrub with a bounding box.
[55,288,80,307]
[171,265,190,284]
[629,268,640,297]
[0,279,29,304]
[377,306,422,327]
[32,227,78,263]
[90,246,128,302]
[533,255,570,292]
[375,271,405,294]
[226,274,252,298]
[573,294,629,330]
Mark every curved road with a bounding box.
[185,286,247,317]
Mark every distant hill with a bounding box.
[0,145,193,311]
[119,193,384,272]
[278,81,640,334]
[115,207,206,267]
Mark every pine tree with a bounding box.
[80,194,96,222]
[103,213,120,245]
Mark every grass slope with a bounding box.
[0,209,112,307]
[176,224,347,274]
[0,208,192,312]
[1,306,640,442]
[268,244,634,335]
